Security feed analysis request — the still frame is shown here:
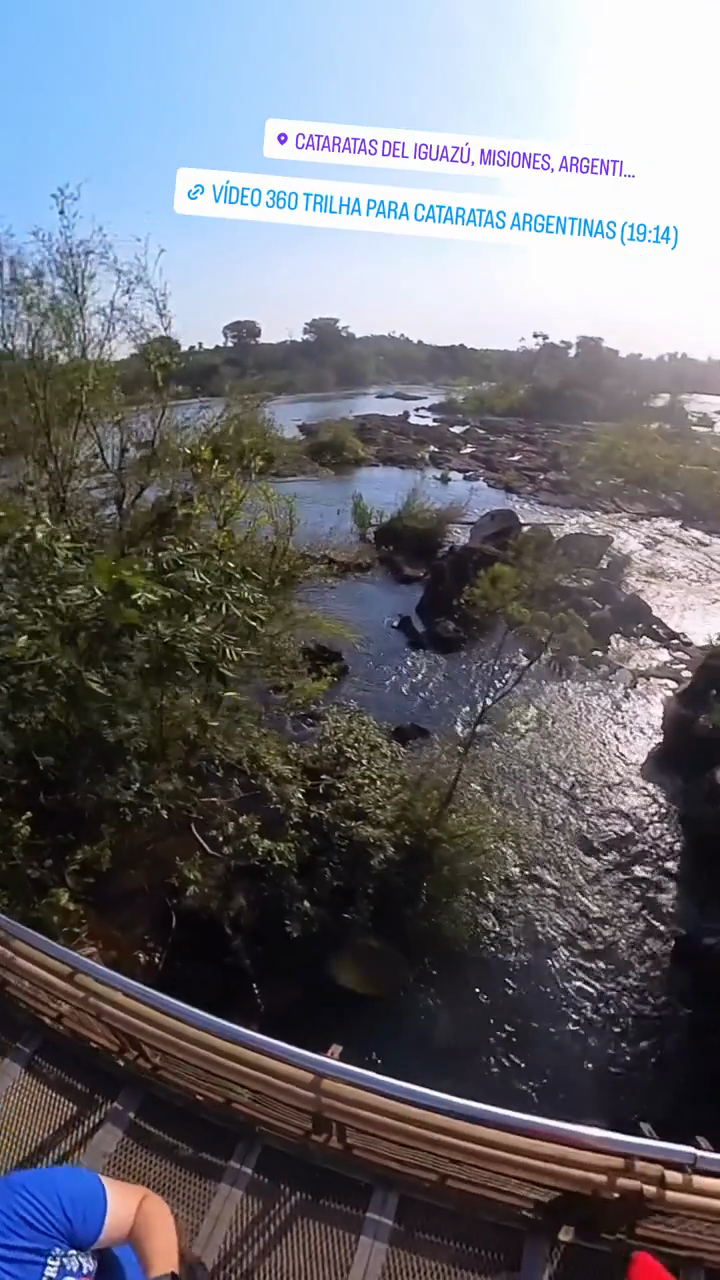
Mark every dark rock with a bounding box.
[467,507,521,548]
[587,608,616,648]
[301,643,349,680]
[678,765,720,854]
[391,722,432,746]
[375,390,425,401]
[594,581,625,611]
[374,514,443,563]
[416,541,504,629]
[604,552,631,583]
[671,931,720,975]
[427,618,466,653]
[554,531,613,569]
[570,594,602,622]
[394,614,428,649]
[661,650,720,772]
[379,553,427,584]
[611,591,654,631]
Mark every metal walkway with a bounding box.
[0,998,624,1280]
[0,913,718,1279]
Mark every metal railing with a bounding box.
[0,908,715,1175]
[7,908,720,1264]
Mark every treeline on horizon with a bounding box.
[117,317,720,409]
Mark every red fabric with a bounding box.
[627,1253,675,1280]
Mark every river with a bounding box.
[257,387,720,1144]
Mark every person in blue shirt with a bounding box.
[0,1165,184,1280]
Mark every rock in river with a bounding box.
[467,507,521,548]
[394,614,428,649]
[554,531,613,569]
[391,722,432,747]
[661,649,720,773]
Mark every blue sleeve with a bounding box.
[1,1165,108,1250]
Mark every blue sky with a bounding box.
[1,0,717,356]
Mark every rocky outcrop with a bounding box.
[467,508,521,547]
[426,618,466,653]
[408,507,680,657]
[678,764,720,857]
[375,514,444,563]
[416,541,503,634]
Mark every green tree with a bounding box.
[0,185,175,535]
[302,317,354,347]
[438,530,591,813]
[222,319,262,346]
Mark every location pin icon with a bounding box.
[277,132,288,145]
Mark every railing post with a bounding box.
[520,1230,554,1280]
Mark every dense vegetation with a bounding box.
[579,421,720,518]
[117,314,720,411]
[0,190,522,1016]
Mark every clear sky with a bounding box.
[1,0,717,357]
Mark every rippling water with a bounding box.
[264,393,720,1141]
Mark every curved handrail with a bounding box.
[0,910,716,1176]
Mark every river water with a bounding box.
[260,389,720,1141]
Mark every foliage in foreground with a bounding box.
[0,188,512,981]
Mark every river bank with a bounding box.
[259,383,720,536]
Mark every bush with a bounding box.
[374,483,466,561]
[302,419,369,470]
[579,420,720,514]
[350,490,385,541]
[462,384,528,418]
[214,707,513,956]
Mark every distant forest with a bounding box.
[117,316,720,405]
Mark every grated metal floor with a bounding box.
[0,998,704,1279]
